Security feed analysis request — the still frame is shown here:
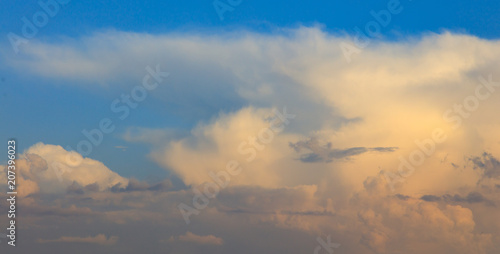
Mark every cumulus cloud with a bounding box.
[0,143,128,196]
[348,174,493,254]
[150,106,306,188]
[2,28,500,253]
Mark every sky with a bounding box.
[1,0,500,253]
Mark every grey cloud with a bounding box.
[420,195,442,202]
[290,138,398,163]
[395,194,410,200]
[67,182,100,195]
[469,152,500,179]
[420,192,494,206]
[445,192,491,205]
[220,208,334,216]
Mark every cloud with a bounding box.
[114,146,128,151]
[167,232,223,246]
[150,106,305,188]
[38,234,118,245]
[421,194,442,202]
[470,152,500,179]
[0,143,128,196]
[349,174,493,254]
[24,203,94,217]
[66,182,100,195]
[421,192,494,206]
[447,192,488,204]
[110,178,173,192]
[290,137,398,163]
[215,185,330,215]
[2,28,500,253]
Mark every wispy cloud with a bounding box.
[38,234,118,245]
[290,137,398,163]
[167,232,223,245]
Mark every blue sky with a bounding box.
[1,0,500,38]
[1,0,500,179]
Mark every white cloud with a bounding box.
[1,143,128,196]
